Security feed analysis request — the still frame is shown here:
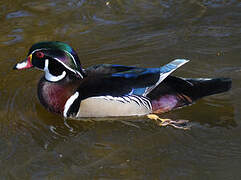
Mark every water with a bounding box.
[0,0,241,179]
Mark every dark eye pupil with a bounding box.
[36,52,44,58]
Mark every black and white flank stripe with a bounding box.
[94,95,152,110]
[63,93,152,118]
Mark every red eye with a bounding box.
[36,51,45,58]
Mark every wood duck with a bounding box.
[13,41,231,118]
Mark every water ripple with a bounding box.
[6,10,32,19]
[202,0,237,7]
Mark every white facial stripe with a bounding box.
[63,49,77,67]
[44,59,66,82]
[31,48,48,54]
[16,61,28,69]
[53,57,83,79]
[64,92,79,117]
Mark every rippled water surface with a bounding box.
[0,0,241,179]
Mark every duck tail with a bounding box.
[147,76,232,114]
[183,77,232,100]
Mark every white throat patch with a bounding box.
[44,59,66,82]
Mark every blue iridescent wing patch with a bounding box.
[109,59,189,97]
[160,59,189,73]
[130,87,147,95]
[111,67,160,78]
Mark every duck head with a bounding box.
[13,41,86,82]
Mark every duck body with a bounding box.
[13,41,232,118]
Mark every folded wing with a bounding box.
[84,59,189,97]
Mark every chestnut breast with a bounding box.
[38,77,79,114]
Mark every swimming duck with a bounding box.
[13,41,231,118]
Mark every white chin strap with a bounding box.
[44,59,66,82]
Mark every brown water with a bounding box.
[0,0,241,179]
